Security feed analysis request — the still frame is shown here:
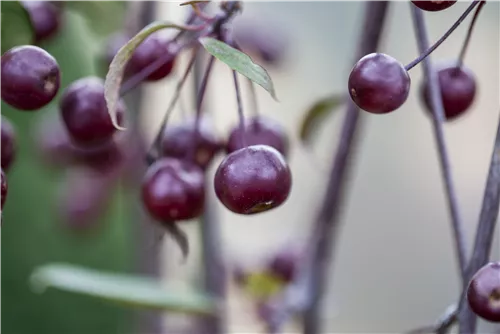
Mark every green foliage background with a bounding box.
[1,2,136,333]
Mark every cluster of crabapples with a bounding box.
[349,1,476,118]
[1,0,498,324]
[348,0,499,324]
[1,1,291,224]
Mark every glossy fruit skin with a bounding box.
[60,76,126,148]
[1,45,61,111]
[214,145,292,215]
[142,158,205,222]
[127,32,176,82]
[348,53,411,114]
[21,1,62,43]
[467,262,500,322]
[421,63,477,120]
[412,1,456,11]
[1,117,16,171]
[160,117,222,170]
[1,169,7,210]
[226,116,289,157]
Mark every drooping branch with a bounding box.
[410,3,468,281]
[458,110,500,333]
[302,3,390,332]
[265,3,390,333]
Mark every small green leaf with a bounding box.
[199,37,278,100]
[1,1,34,54]
[104,21,188,130]
[30,263,217,314]
[300,95,345,145]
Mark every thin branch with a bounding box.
[199,191,227,334]
[458,110,500,333]
[125,2,164,334]
[456,1,486,68]
[119,1,240,96]
[190,55,216,164]
[145,46,199,165]
[303,4,390,333]
[232,71,247,147]
[265,3,390,333]
[405,1,481,71]
[410,5,468,280]
[406,304,457,334]
[247,78,260,118]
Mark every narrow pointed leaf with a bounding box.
[199,37,278,100]
[180,1,210,6]
[1,1,34,54]
[104,21,189,130]
[300,95,345,145]
[30,264,216,314]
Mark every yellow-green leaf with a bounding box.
[243,272,285,300]
[30,263,216,314]
[104,21,188,130]
[199,37,278,101]
[300,95,345,145]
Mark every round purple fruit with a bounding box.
[142,158,205,222]
[467,262,500,322]
[349,53,410,114]
[160,117,222,170]
[421,63,477,120]
[1,45,60,111]
[1,117,16,171]
[59,76,126,148]
[214,145,292,215]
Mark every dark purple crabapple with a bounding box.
[57,168,113,232]
[60,76,126,148]
[1,45,60,111]
[467,262,500,322]
[412,1,456,12]
[267,248,300,283]
[421,62,477,120]
[142,158,205,222]
[21,1,62,43]
[214,145,292,215]
[1,169,7,210]
[161,117,222,170]
[1,117,16,171]
[226,116,289,157]
[348,53,410,114]
[127,31,177,82]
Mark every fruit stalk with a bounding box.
[232,70,247,147]
[405,0,481,71]
[458,111,500,333]
[410,4,468,279]
[302,3,389,333]
[145,47,199,164]
[456,1,486,69]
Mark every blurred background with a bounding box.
[1,1,499,333]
